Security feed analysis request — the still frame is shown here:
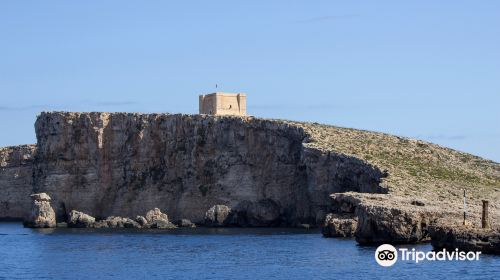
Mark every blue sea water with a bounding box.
[0,222,498,280]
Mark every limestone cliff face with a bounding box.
[0,145,36,219]
[302,147,387,222]
[29,112,385,225]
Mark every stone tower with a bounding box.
[199,92,247,116]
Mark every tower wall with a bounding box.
[199,92,246,116]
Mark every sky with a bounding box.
[0,1,499,162]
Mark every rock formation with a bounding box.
[176,219,196,227]
[323,193,446,244]
[429,226,500,254]
[144,208,176,229]
[205,205,232,226]
[24,193,56,228]
[94,216,142,228]
[0,112,498,249]
[66,208,175,229]
[135,216,147,227]
[0,145,36,220]
[145,208,169,223]
[68,210,96,228]
[322,213,357,237]
[25,112,388,226]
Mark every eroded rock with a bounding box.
[143,208,176,228]
[176,219,196,228]
[135,216,148,227]
[429,226,500,254]
[355,203,436,244]
[24,193,56,228]
[68,210,95,228]
[62,209,178,229]
[322,213,357,237]
[94,216,141,228]
[0,145,36,220]
[149,220,176,229]
[145,208,169,223]
[205,205,232,226]
[28,112,388,226]
[328,193,444,244]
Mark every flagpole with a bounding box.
[463,189,467,226]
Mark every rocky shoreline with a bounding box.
[322,192,445,244]
[24,192,288,230]
[24,191,500,255]
[321,192,500,254]
[429,225,500,254]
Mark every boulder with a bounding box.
[176,219,196,228]
[149,220,177,229]
[322,213,357,237]
[145,208,169,223]
[143,208,176,229]
[93,216,142,229]
[68,210,95,228]
[103,216,125,228]
[93,220,109,228]
[24,193,56,228]
[205,205,232,227]
[123,218,141,228]
[135,216,148,226]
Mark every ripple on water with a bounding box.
[0,222,499,280]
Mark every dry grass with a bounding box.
[278,121,500,212]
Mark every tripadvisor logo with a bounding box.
[375,244,398,267]
[375,244,481,267]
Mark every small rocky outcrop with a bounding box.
[149,220,177,229]
[65,208,177,229]
[24,193,56,228]
[429,226,500,254]
[93,216,141,229]
[145,208,169,223]
[93,210,176,229]
[322,213,357,237]
[355,205,435,244]
[205,205,232,227]
[176,219,196,228]
[325,193,444,244]
[68,210,96,228]
[144,208,176,229]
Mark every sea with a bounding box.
[0,222,498,280]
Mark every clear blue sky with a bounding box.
[1,1,499,162]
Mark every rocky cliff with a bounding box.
[1,112,498,231]
[30,112,385,225]
[0,144,36,220]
